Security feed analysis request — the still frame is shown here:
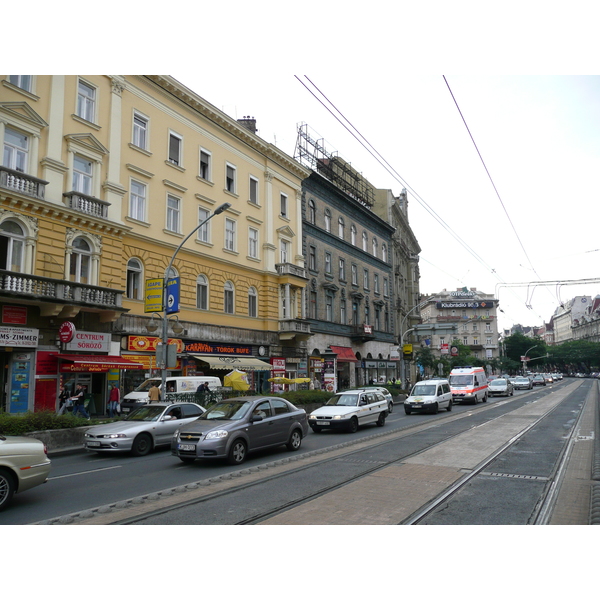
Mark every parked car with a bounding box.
[172,396,308,465]
[84,402,205,456]
[404,379,452,414]
[0,435,51,511]
[513,376,533,390]
[308,389,388,433]
[488,378,514,397]
[532,374,546,386]
[361,386,394,413]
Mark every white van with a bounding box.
[121,376,221,412]
[404,379,452,415]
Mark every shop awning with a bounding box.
[190,355,272,371]
[56,355,145,369]
[329,346,359,362]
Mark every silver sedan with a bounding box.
[84,402,205,456]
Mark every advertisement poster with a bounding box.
[10,357,31,413]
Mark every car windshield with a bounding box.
[200,400,252,421]
[133,379,160,392]
[411,384,436,396]
[515,378,528,382]
[327,393,359,406]
[124,405,165,421]
[490,380,506,386]
[449,375,473,386]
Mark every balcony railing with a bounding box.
[0,166,47,201]
[275,262,307,279]
[0,270,123,309]
[279,319,311,334]
[63,191,110,218]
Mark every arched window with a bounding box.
[224,280,234,314]
[372,237,378,257]
[308,199,316,224]
[338,216,345,239]
[196,274,208,310]
[324,209,331,233]
[382,244,387,263]
[248,286,257,317]
[351,225,357,246]
[126,258,143,300]
[70,237,92,283]
[0,220,25,272]
[362,231,368,252]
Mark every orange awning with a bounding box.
[329,346,359,362]
[56,354,145,369]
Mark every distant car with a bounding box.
[308,389,388,433]
[361,386,394,413]
[0,435,51,511]
[532,374,546,386]
[513,377,533,390]
[172,396,309,465]
[84,402,205,456]
[544,374,554,384]
[488,378,514,397]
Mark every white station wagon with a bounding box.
[308,389,388,433]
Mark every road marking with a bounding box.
[49,465,122,480]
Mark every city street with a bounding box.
[1,378,594,526]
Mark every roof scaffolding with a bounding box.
[294,123,375,208]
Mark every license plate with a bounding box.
[411,404,422,408]
[87,441,101,447]
[316,420,330,425]
[178,444,196,451]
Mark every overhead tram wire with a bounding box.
[295,75,499,280]
[296,75,546,323]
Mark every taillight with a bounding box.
[43,444,48,456]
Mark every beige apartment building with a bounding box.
[0,75,310,413]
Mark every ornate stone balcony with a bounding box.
[63,191,110,218]
[279,318,312,341]
[275,262,307,279]
[0,166,47,201]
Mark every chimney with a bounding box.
[237,116,257,134]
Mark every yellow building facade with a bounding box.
[0,75,310,413]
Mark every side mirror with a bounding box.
[250,414,263,422]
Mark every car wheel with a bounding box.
[286,429,302,451]
[311,426,322,433]
[0,468,16,511]
[431,402,439,415]
[404,407,411,415]
[131,433,152,456]
[376,412,386,427]
[388,401,394,414]
[227,439,247,465]
[446,399,452,412]
[179,457,195,464]
[347,416,359,433]
[482,393,488,403]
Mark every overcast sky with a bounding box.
[171,73,600,332]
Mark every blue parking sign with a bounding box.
[166,277,180,314]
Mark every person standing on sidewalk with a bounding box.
[71,384,89,419]
[108,383,120,418]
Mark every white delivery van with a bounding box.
[404,379,452,415]
[121,376,221,412]
[448,366,488,404]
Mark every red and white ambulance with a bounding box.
[448,366,488,404]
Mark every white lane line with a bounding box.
[49,465,122,480]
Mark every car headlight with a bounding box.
[205,430,228,440]
[308,415,317,420]
[102,433,127,439]
[173,429,180,438]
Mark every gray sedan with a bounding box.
[84,402,205,456]
[171,396,309,465]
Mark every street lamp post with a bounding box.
[522,345,538,375]
[157,201,231,394]
[399,300,427,388]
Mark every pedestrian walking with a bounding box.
[71,384,89,419]
[57,385,71,415]
[148,382,161,403]
[108,383,120,418]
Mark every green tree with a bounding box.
[548,340,600,373]
[503,332,547,372]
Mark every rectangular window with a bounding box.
[280,193,288,217]
[248,227,259,258]
[308,246,316,271]
[249,176,259,204]
[225,218,236,251]
[166,194,180,232]
[374,273,379,293]
[383,278,388,296]
[129,180,146,221]
[197,207,210,242]
[226,163,236,193]
[280,239,289,263]
[77,80,96,122]
[340,299,347,324]
[309,291,317,319]
[9,75,32,92]
[199,149,211,180]
[168,132,182,166]
[3,127,28,172]
[73,155,93,195]
[326,294,333,322]
[351,264,358,285]
[133,112,148,150]
[363,269,369,289]
[324,252,332,274]
[339,258,346,281]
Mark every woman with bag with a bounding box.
[108,383,120,418]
